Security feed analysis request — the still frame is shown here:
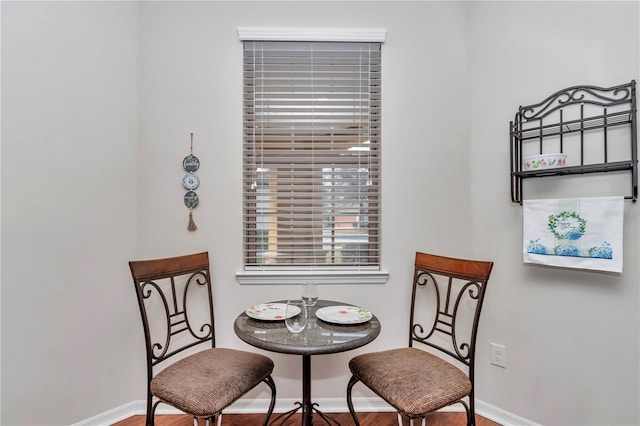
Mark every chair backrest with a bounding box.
[129,252,215,372]
[409,252,493,372]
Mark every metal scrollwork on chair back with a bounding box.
[411,269,484,365]
[182,271,213,341]
[140,279,172,361]
[139,269,214,365]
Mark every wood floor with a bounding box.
[114,411,501,426]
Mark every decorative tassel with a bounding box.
[188,209,197,231]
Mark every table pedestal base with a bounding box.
[271,355,341,426]
[271,402,341,426]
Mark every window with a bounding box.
[241,33,384,282]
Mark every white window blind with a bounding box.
[243,40,381,269]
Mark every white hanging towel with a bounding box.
[523,196,624,273]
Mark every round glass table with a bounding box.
[234,299,381,425]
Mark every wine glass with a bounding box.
[285,299,307,333]
[301,282,319,306]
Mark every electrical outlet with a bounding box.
[490,343,506,368]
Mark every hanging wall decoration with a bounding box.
[523,196,624,273]
[183,132,200,231]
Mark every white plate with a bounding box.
[246,303,300,321]
[315,305,372,324]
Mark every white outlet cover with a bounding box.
[490,343,506,368]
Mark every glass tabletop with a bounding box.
[234,299,381,356]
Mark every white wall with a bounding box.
[468,2,640,425]
[1,2,141,425]
[135,0,473,410]
[1,1,638,426]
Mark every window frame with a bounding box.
[237,27,389,285]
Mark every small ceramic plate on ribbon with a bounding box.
[246,303,300,321]
[183,173,200,190]
[184,191,199,208]
[315,305,372,324]
[183,154,200,172]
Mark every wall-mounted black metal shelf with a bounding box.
[510,80,637,204]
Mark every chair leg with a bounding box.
[145,391,153,426]
[469,394,476,426]
[405,416,425,426]
[460,398,473,426]
[148,399,161,426]
[263,375,277,426]
[346,375,361,426]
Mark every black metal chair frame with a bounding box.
[130,252,276,426]
[347,252,493,426]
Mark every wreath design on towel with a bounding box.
[527,206,614,260]
[548,211,587,241]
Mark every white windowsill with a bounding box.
[236,269,389,285]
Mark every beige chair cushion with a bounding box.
[151,348,274,417]
[349,347,471,417]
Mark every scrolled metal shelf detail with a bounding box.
[521,83,632,120]
[510,80,637,204]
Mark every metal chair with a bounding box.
[347,252,493,426]
[129,252,276,426]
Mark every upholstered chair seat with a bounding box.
[150,348,274,417]
[349,347,471,417]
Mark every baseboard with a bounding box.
[72,401,143,426]
[475,400,542,426]
[74,397,539,426]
